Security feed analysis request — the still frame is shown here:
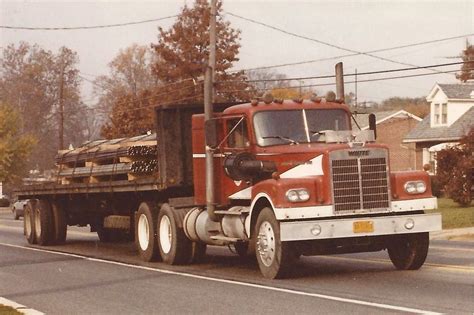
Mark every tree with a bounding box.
[104,1,252,138]
[0,43,87,170]
[456,40,474,83]
[0,103,36,184]
[151,0,251,103]
[101,90,155,139]
[379,97,429,118]
[245,69,289,94]
[436,128,473,206]
[94,44,157,115]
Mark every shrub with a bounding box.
[436,128,473,206]
[430,175,443,197]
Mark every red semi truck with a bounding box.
[17,67,441,279]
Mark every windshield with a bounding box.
[254,109,350,146]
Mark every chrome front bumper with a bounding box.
[280,213,442,242]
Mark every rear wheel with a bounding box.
[24,200,36,244]
[34,199,54,246]
[135,201,160,262]
[255,208,295,279]
[157,203,192,264]
[387,232,429,270]
[51,201,67,244]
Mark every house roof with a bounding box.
[403,106,474,143]
[427,83,474,100]
[352,110,422,130]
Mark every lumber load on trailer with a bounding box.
[55,133,158,184]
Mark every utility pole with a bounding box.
[58,58,65,150]
[205,0,217,221]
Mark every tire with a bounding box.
[13,208,19,220]
[135,201,160,262]
[157,203,192,265]
[24,200,37,244]
[255,207,295,279]
[51,202,67,244]
[387,232,429,270]
[34,199,54,246]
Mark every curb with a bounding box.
[0,297,44,315]
[431,227,474,241]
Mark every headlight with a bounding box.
[404,181,426,194]
[286,189,310,202]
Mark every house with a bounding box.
[403,83,474,173]
[353,110,422,171]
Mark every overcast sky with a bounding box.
[1,0,473,106]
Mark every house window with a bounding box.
[441,103,447,124]
[434,103,440,124]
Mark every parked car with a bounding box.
[0,194,10,207]
[11,199,28,220]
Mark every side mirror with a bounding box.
[368,113,377,139]
[205,119,218,149]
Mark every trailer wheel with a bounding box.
[34,199,54,246]
[24,200,37,244]
[387,232,429,270]
[255,207,295,279]
[157,203,192,265]
[51,201,67,244]
[135,201,160,262]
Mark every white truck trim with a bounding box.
[279,213,442,242]
[273,197,437,220]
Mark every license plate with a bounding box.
[353,220,374,233]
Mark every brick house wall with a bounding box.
[375,117,419,171]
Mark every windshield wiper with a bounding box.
[262,135,299,145]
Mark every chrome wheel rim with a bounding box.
[138,214,150,251]
[159,215,172,254]
[25,208,32,236]
[34,208,41,238]
[257,221,276,267]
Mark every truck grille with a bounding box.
[330,149,390,213]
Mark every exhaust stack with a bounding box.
[335,62,345,103]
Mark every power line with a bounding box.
[219,68,471,93]
[225,11,444,72]
[241,61,468,83]
[0,15,177,31]
[225,12,473,72]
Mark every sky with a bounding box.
[1,0,473,106]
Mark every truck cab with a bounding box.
[188,97,440,278]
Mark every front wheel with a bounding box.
[255,207,295,279]
[387,232,429,270]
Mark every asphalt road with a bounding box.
[0,209,473,314]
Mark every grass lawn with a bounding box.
[427,198,474,229]
[0,305,22,314]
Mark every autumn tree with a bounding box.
[456,40,474,82]
[94,44,157,115]
[0,42,87,170]
[245,69,289,94]
[379,97,429,118]
[151,0,251,103]
[103,1,251,138]
[0,103,36,184]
